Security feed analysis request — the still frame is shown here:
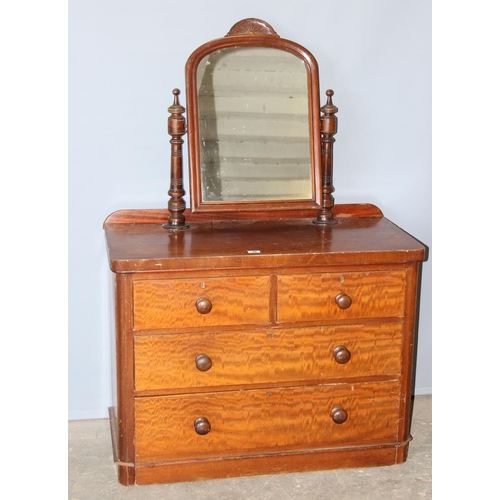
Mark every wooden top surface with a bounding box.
[103,205,427,273]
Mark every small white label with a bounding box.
[247,250,261,254]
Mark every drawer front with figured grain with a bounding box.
[133,275,271,331]
[134,322,403,392]
[134,380,400,462]
[277,270,406,323]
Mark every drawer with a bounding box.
[134,323,403,391]
[133,275,271,331]
[277,270,406,323]
[135,381,400,462]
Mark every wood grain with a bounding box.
[134,323,403,392]
[104,13,428,487]
[103,203,384,225]
[277,270,406,322]
[104,214,426,273]
[133,275,271,330]
[134,381,400,462]
[134,444,404,484]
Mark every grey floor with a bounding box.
[69,395,431,500]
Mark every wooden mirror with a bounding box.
[194,46,313,205]
[164,18,338,229]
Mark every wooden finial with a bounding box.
[163,89,189,230]
[314,89,338,225]
[321,89,338,117]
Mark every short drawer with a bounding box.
[133,275,271,331]
[134,381,400,462]
[277,270,406,323]
[134,323,403,392]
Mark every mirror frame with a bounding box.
[185,19,322,216]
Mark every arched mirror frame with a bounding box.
[163,19,338,229]
[186,19,322,216]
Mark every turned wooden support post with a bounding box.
[163,88,189,230]
[314,89,338,225]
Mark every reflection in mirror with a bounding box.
[197,47,312,202]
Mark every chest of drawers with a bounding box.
[104,204,426,485]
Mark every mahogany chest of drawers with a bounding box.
[104,204,426,485]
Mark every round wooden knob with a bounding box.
[335,293,352,309]
[195,297,212,314]
[195,354,212,372]
[331,406,348,424]
[333,345,351,364]
[194,417,211,435]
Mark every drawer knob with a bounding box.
[195,353,213,372]
[331,406,348,424]
[333,345,351,364]
[196,297,213,314]
[194,417,211,435]
[335,293,352,309]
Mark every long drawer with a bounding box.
[134,323,403,392]
[134,380,400,462]
[133,275,271,330]
[277,270,406,323]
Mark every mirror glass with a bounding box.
[196,47,312,202]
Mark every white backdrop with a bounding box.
[69,0,431,419]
